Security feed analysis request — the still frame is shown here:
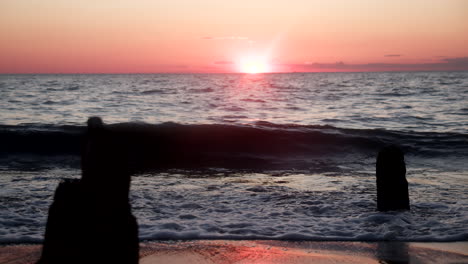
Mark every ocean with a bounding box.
[0,72,467,243]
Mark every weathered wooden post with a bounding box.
[376,145,410,211]
[38,117,139,264]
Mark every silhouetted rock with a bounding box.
[38,117,139,264]
[376,145,410,211]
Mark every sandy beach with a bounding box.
[1,240,467,264]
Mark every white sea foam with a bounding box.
[1,168,466,243]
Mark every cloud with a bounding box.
[173,65,190,68]
[213,60,234,65]
[285,57,468,72]
[384,54,402,57]
[443,57,468,66]
[202,36,249,40]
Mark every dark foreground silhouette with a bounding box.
[37,117,139,264]
[37,117,410,263]
[376,145,410,211]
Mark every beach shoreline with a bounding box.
[1,240,467,264]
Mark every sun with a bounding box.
[238,56,270,74]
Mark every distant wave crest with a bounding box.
[0,122,466,170]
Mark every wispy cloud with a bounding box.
[384,54,402,57]
[202,36,249,40]
[443,57,468,66]
[213,61,234,65]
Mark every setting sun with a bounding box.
[239,56,270,74]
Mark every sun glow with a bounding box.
[238,56,270,74]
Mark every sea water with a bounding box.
[0,72,467,243]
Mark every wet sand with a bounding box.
[1,240,467,264]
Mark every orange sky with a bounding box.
[1,0,467,73]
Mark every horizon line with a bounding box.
[1,69,468,75]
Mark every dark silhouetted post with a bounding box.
[38,117,139,264]
[376,145,410,211]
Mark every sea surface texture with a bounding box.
[0,72,467,243]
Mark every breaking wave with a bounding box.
[1,122,466,170]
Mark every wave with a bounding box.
[1,122,466,170]
[140,89,166,95]
[137,231,468,243]
[3,232,466,244]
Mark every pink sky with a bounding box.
[1,0,467,73]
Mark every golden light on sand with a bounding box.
[238,56,270,74]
